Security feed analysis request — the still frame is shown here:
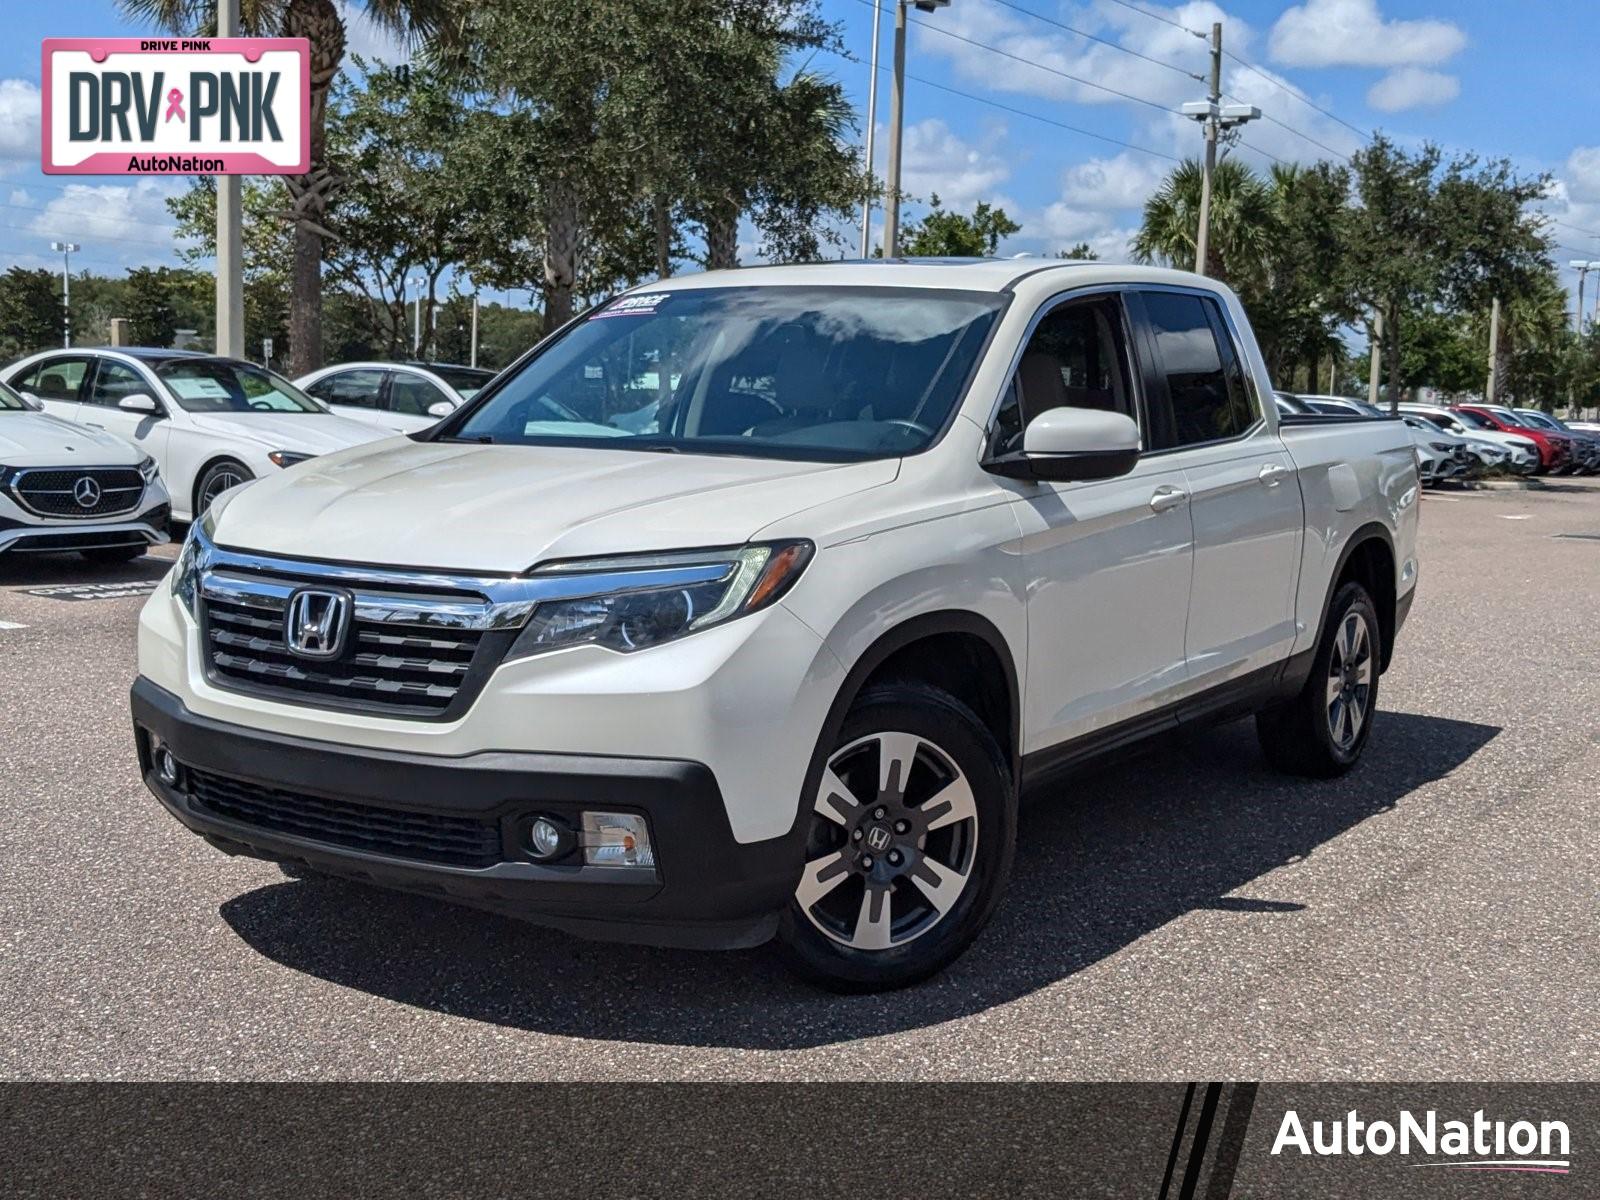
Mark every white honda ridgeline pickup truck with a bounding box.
[133,260,1419,990]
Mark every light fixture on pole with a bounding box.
[1182,21,1258,278]
[49,241,79,349]
[1570,260,1600,333]
[408,276,425,356]
[882,0,951,260]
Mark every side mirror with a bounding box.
[18,392,44,411]
[118,393,162,416]
[985,408,1141,482]
[427,400,454,419]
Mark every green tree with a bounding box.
[0,268,63,360]
[124,266,180,347]
[1132,157,1275,284]
[1056,242,1099,260]
[1250,161,1351,384]
[898,195,1021,257]
[120,0,454,375]
[168,177,293,357]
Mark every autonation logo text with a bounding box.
[1272,1109,1571,1175]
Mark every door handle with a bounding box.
[1149,486,1188,513]
[1259,463,1289,487]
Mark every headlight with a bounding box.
[507,541,813,658]
[171,511,216,619]
[138,454,159,482]
[267,450,314,469]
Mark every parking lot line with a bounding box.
[0,620,28,630]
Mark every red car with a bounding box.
[1454,405,1572,474]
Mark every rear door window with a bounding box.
[1140,291,1258,450]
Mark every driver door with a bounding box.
[79,358,172,464]
[1004,291,1195,759]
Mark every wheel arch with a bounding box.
[191,454,253,519]
[1317,522,1398,672]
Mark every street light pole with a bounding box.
[470,294,480,368]
[881,0,950,260]
[859,0,883,257]
[409,277,425,357]
[215,0,244,358]
[48,241,79,349]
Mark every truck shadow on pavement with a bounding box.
[0,553,173,588]
[220,710,1499,1049]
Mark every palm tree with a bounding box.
[1132,156,1276,285]
[119,0,451,374]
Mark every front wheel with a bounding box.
[1256,581,1381,778]
[777,683,1016,992]
[195,459,252,517]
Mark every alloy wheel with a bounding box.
[200,468,246,512]
[1325,611,1373,751]
[796,731,979,951]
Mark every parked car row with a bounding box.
[1271,390,1598,484]
[0,347,495,564]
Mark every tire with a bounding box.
[80,543,146,564]
[777,683,1016,992]
[1256,581,1381,778]
[194,459,252,517]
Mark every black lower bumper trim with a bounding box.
[131,677,800,949]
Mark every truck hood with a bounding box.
[210,440,901,573]
[186,411,388,455]
[0,411,141,466]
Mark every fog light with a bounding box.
[580,812,654,869]
[526,815,575,862]
[154,744,180,787]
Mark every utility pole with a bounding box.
[1182,25,1257,278]
[470,294,480,368]
[859,0,883,257]
[1367,310,1383,408]
[1194,22,1221,277]
[882,0,909,259]
[215,0,244,357]
[1572,260,1596,334]
[409,277,424,357]
[49,241,78,348]
[1485,296,1501,404]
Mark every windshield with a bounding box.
[157,360,326,414]
[425,365,495,399]
[0,379,26,411]
[1452,409,1492,430]
[1517,412,1558,430]
[447,286,1006,461]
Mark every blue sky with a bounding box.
[4,0,1600,311]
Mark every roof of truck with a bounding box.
[629,258,1223,297]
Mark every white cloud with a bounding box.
[0,79,42,164]
[896,118,1013,212]
[26,179,189,251]
[1268,0,1466,69]
[1059,153,1169,211]
[1564,147,1600,206]
[1365,67,1459,112]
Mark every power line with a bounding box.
[856,0,1182,116]
[1099,0,1207,39]
[1257,113,1351,163]
[980,0,1204,83]
[1221,49,1373,143]
[831,45,1179,162]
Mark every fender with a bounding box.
[1296,520,1399,685]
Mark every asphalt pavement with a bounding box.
[2,479,1597,1081]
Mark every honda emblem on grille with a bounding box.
[73,476,102,508]
[284,588,352,660]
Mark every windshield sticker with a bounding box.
[596,293,669,319]
[166,377,232,399]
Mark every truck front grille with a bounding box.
[9,467,144,518]
[188,766,501,867]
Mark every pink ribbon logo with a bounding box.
[164,87,184,123]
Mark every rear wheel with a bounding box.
[777,683,1015,992]
[1256,581,1381,778]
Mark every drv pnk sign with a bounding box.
[42,38,309,174]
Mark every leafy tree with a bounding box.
[1057,243,1099,260]
[1133,157,1275,283]
[168,177,293,357]
[120,0,455,375]
[1251,161,1351,384]
[0,268,63,360]
[124,267,181,347]
[898,195,1021,257]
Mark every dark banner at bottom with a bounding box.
[0,1083,1590,1197]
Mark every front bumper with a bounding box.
[0,500,170,555]
[132,677,803,949]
